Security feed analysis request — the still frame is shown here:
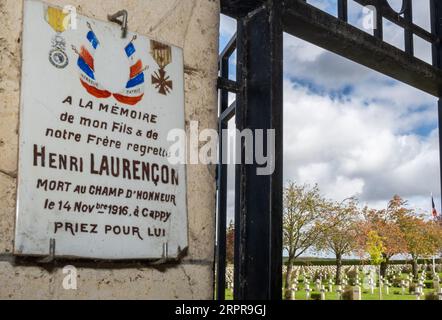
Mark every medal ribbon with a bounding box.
[45,6,68,33]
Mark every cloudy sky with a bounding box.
[220,0,440,223]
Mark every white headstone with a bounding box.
[320,285,326,300]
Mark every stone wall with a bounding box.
[0,0,219,299]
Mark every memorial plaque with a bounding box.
[15,0,188,260]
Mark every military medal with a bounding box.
[150,40,173,95]
[45,6,69,69]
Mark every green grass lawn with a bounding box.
[291,288,431,300]
[225,288,233,300]
[224,287,434,300]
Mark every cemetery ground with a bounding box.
[223,263,442,300]
[221,189,442,300]
[224,288,435,300]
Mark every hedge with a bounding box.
[283,257,441,266]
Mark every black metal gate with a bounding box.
[215,0,442,300]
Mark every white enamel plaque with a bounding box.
[15,0,188,260]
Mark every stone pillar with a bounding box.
[0,0,219,299]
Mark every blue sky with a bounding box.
[220,0,441,224]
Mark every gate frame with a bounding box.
[216,0,442,300]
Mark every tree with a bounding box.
[315,198,359,285]
[283,182,327,299]
[366,230,385,300]
[366,230,385,265]
[360,195,409,276]
[399,216,442,278]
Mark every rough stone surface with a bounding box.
[0,173,16,254]
[0,0,219,299]
[0,261,213,299]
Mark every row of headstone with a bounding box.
[287,263,441,280]
[289,284,442,301]
[288,282,365,301]
[288,273,442,300]
[284,262,442,298]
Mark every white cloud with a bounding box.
[220,4,441,215]
[412,0,431,32]
[283,79,440,209]
[220,15,236,40]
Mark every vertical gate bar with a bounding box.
[431,0,442,213]
[338,0,348,22]
[269,0,284,300]
[374,3,383,40]
[403,0,413,55]
[431,0,442,70]
[216,119,228,300]
[220,55,230,113]
[234,15,246,300]
[439,99,442,212]
[215,52,230,300]
[234,0,283,300]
